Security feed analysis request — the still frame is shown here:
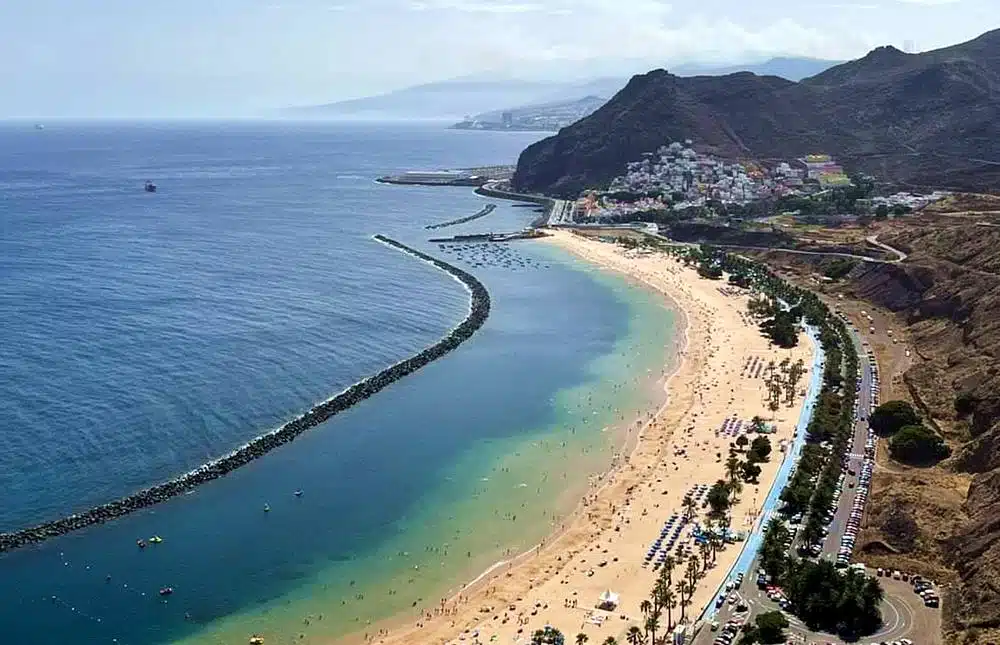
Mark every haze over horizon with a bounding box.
[1,0,996,118]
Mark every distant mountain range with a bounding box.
[285,77,627,120]
[512,29,1000,196]
[449,57,841,132]
[285,58,841,121]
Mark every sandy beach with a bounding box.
[354,230,816,645]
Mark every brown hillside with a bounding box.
[746,216,1000,643]
[513,29,1000,197]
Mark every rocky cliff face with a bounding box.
[825,224,1000,639]
[512,29,1000,197]
[744,219,1000,641]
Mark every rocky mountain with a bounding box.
[286,77,627,120]
[449,58,839,132]
[512,30,1000,197]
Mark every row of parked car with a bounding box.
[835,348,880,567]
[875,569,941,609]
[709,616,746,645]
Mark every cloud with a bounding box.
[410,0,547,12]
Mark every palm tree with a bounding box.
[725,454,741,489]
[660,555,677,587]
[645,614,660,645]
[686,555,701,588]
[699,541,711,570]
[682,495,697,521]
[661,587,676,631]
[678,581,693,623]
[626,626,644,645]
[639,599,652,618]
[603,638,618,645]
[576,633,589,645]
[650,578,666,613]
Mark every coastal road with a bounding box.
[820,333,875,560]
[866,235,908,263]
[694,325,905,645]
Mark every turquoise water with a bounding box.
[0,122,678,645]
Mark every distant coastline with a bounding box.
[0,236,491,553]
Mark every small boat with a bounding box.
[249,636,265,645]
[34,124,45,130]
[159,587,173,596]
[144,180,157,193]
[263,504,270,513]
[149,535,163,544]
[294,490,303,497]
[137,539,146,549]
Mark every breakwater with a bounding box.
[0,236,491,553]
[424,204,496,230]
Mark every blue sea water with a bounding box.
[0,121,677,645]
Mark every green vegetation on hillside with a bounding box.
[889,424,951,465]
[870,400,921,436]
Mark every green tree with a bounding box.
[725,454,742,489]
[644,614,660,645]
[660,554,677,589]
[682,494,698,521]
[533,627,566,645]
[755,611,789,644]
[576,633,589,645]
[874,203,889,220]
[748,436,772,463]
[870,400,921,436]
[742,461,762,483]
[735,434,750,451]
[889,425,951,464]
[707,479,731,515]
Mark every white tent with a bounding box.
[598,590,620,608]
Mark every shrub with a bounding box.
[955,392,976,418]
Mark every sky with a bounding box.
[0,0,996,117]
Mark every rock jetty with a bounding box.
[0,236,491,554]
[424,203,497,230]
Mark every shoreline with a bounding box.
[0,236,490,553]
[342,230,817,645]
[329,239,691,645]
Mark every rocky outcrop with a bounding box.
[0,236,491,553]
[512,29,1000,196]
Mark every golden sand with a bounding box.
[353,231,815,645]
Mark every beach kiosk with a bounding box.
[597,590,620,611]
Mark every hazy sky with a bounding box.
[1,0,995,117]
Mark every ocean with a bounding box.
[0,121,678,645]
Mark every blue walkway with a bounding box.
[700,324,826,622]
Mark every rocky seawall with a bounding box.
[0,236,491,554]
[425,203,496,230]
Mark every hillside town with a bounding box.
[574,142,947,223]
